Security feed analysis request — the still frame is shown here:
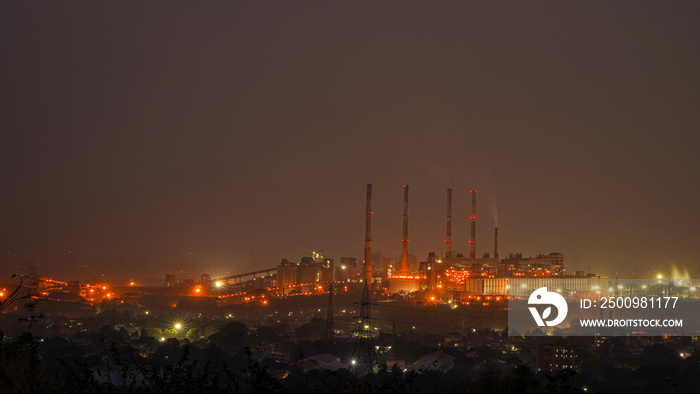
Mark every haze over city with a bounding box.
[1,2,699,282]
[4,3,700,393]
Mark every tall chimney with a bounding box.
[445,188,452,258]
[364,184,372,284]
[469,190,477,259]
[400,185,409,275]
[494,226,499,259]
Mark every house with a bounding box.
[291,353,350,373]
[412,349,455,372]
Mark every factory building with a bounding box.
[263,184,599,298]
[382,184,596,297]
[463,276,607,297]
[203,184,597,302]
[274,252,334,294]
[498,252,565,277]
[276,259,297,288]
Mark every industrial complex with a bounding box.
[192,184,605,306]
[13,184,608,311]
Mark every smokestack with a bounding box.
[364,184,372,285]
[469,190,476,259]
[445,188,452,258]
[494,226,499,259]
[400,185,409,275]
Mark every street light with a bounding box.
[174,323,182,330]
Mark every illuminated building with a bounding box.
[463,276,607,297]
[276,259,297,288]
[274,254,335,294]
[498,252,565,277]
[388,275,422,293]
[537,344,578,371]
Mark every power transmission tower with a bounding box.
[352,282,377,372]
[326,283,334,340]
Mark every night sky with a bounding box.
[1,2,699,281]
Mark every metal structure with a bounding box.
[400,185,410,275]
[212,268,276,283]
[326,283,334,340]
[445,188,452,258]
[352,282,377,372]
[469,190,477,259]
[364,183,372,285]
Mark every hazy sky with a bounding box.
[1,2,699,280]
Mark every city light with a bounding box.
[3,5,697,391]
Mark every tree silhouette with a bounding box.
[0,274,29,312]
